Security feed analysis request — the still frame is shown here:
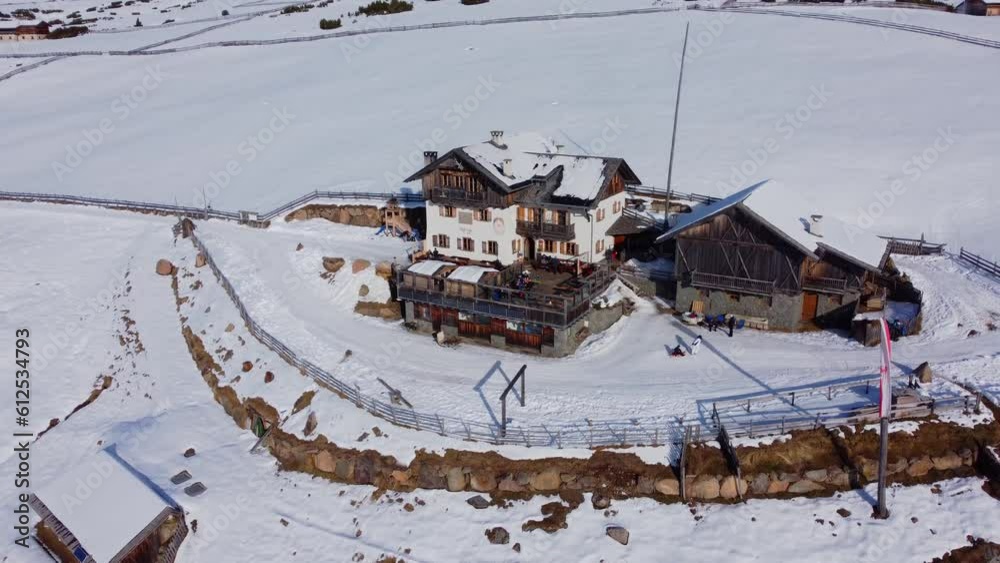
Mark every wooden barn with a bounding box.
[29,448,187,563]
[657,180,893,331]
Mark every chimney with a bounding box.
[423,151,438,165]
[502,158,514,178]
[490,130,505,148]
[809,214,824,238]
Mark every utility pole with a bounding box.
[665,21,690,209]
[875,318,893,519]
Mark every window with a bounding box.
[542,240,557,253]
[596,208,606,221]
[458,237,475,252]
[482,241,499,255]
[595,239,605,254]
[612,200,623,214]
[564,242,579,256]
[512,239,522,254]
[439,205,456,218]
[431,234,450,249]
[474,209,491,222]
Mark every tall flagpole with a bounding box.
[665,21,690,209]
[876,318,893,519]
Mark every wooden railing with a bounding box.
[515,219,576,240]
[429,187,505,208]
[689,271,775,297]
[960,247,1000,279]
[803,275,850,295]
[882,234,946,256]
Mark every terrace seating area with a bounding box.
[398,255,613,328]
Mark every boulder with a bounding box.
[591,491,611,510]
[183,448,196,458]
[466,495,490,510]
[195,254,207,268]
[358,284,370,297]
[654,477,680,496]
[860,458,879,481]
[375,261,394,280]
[446,467,467,492]
[470,471,497,492]
[690,475,720,500]
[530,469,561,492]
[303,412,318,437]
[155,259,175,276]
[915,362,933,384]
[322,257,345,273]
[391,470,411,486]
[334,459,355,481]
[719,476,747,499]
[907,456,934,477]
[804,469,828,482]
[606,526,630,546]
[264,371,275,384]
[749,473,771,495]
[352,259,371,273]
[296,243,304,251]
[787,480,824,494]
[827,468,851,488]
[314,451,336,474]
[636,476,655,495]
[498,477,525,493]
[486,527,510,545]
[241,361,253,373]
[766,480,789,494]
[225,323,235,333]
[931,452,962,471]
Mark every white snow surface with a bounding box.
[1,200,999,563]
[663,179,890,270]
[407,258,451,276]
[461,132,612,201]
[34,448,172,563]
[2,8,998,251]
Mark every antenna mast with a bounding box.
[666,21,690,207]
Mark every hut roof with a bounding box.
[406,259,452,277]
[447,265,497,284]
[32,449,175,563]
[657,180,889,272]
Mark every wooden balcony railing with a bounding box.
[689,271,775,297]
[398,263,613,328]
[429,187,503,208]
[515,220,576,241]
[803,276,850,295]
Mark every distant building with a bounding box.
[657,180,893,331]
[29,449,187,563]
[0,22,50,40]
[956,0,1000,14]
[405,131,642,266]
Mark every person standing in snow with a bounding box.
[690,335,703,356]
[728,315,736,338]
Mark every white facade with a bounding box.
[424,191,627,266]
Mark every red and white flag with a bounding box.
[878,318,893,418]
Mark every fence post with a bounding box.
[437,414,446,436]
[974,392,982,415]
[355,384,362,408]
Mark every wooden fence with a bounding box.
[882,235,946,256]
[183,219,973,450]
[960,248,1000,279]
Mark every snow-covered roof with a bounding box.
[853,301,920,322]
[459,133,614,202]
[448,265,497,283]
[659,180,889,271]
[407,259,452,276]
[33,449,173,563]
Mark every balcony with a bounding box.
[689,271,776,297]
[803,276,850,295]
[516,220,576,241]
[429,187,502,208]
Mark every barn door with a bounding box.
[801,292,819,321]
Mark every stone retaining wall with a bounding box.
[172,270,1000,506]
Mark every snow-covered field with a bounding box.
[190,217,1000,433]
[2,3,999,561]
[2,5,999,250]
[1,203,999,563]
